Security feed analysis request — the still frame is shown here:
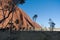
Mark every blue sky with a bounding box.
[18,0,60,28]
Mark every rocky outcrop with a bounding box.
[0,0,41,31]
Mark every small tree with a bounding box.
[33,14,38,22]
[48,18,55,31]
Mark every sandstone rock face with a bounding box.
[0,0,41,31]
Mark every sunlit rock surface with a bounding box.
[0,0,41,31]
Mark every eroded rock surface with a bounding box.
[0,0,41,31]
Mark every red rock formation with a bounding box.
[0,0,41,31]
